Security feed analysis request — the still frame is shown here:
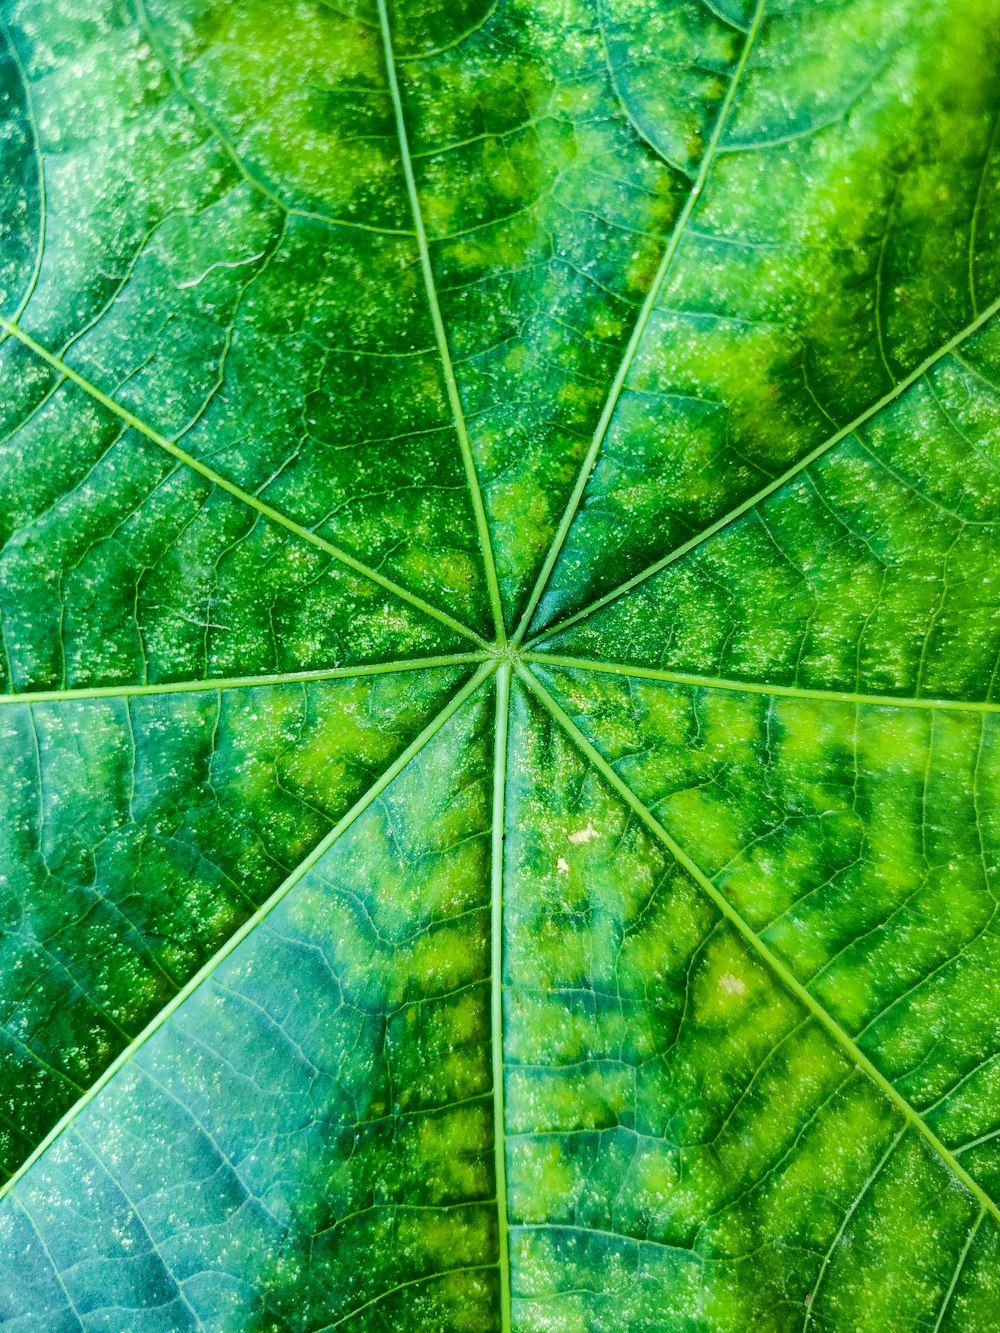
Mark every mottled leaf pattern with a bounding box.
[0,0,998,1329]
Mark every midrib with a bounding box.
[0,653,489,706]
[524,651,1000,714]
[491,663,514,1333]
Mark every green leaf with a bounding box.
[1,0,999,1328]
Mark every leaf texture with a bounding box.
[1,0,1000,1328]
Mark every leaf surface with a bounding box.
[1,0,1000,1328]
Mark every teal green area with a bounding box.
[1,0,999,1328]
[0,665,469,1179]
[0,688,498,1331]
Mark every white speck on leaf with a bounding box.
[568,822,599,844]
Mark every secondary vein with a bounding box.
[511,0,767,644]
[377,0,507,643]
[930,1205,985,1333]
[524,652,1000,714]
[0,653,489,707]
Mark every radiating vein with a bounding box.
[524,652,1000,713]
[0,653,489,707]
[511,0,766,644]
[515,662,1000,1228]
[0,315,490,651]
[0,659,497,1204]
[491,661,513,1333]
[376,0,507,642]
[530,291,1000,647]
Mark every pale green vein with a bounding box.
[0,660,497,1204]
[74,1130,205,1332]
[511,0,766,645]
[395,0,499,62]
[377,0,506,643]
[511,1222,696,1258]
[529,290,1000,648]
[14,1197,87,1332]
[0,1023,86,1099]
[515,663,1000,1229]
[328,1263,499,1330]
[0,653,489,707]
[931,1205,985,1333]
[0,15,45,327]
[0,316,491,652]
[802,1127,907,1331]
[525,652,1000,714]
[491,661,513,1333]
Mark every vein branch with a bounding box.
[802,1126,907,1330]
[136,0,412,239]
[930,1204,985,1333]
[0,653,489,707]
[516,662,1000,1228]
[14,1197,88,1331]
[510,0,766,644]
[0,316,490,651]
[0,660,497,1205]
[377,0,507,642]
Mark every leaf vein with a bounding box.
[531,295,1000,647]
